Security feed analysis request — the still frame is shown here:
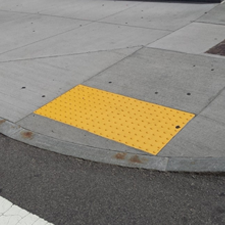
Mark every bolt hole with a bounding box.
[175,125,180,129]
[155,92,158,94]
[21,87,26,89]
[42,95,45,98]
[187,93,191,96]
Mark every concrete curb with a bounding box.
[1,117,225,173]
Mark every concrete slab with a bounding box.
[0,22,169,61]
[84,47,225,114]
[159,115,225,157]
[0,10,86,54]
[0,47,139,122]
[0,0,139,21]
[197,3,225,26]
[0,98,32,122]
[0,0,54,12]
[101,2,216,31]
[148,22,225,54]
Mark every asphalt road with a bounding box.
[0,133,225,225]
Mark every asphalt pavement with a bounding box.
[1,133,225,225]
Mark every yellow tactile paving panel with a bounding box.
[34,85,195,155]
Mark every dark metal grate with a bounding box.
[206,39,225,56]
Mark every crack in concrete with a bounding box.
[0,9,91,23]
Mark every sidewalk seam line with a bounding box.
[0,9,95,23]
[0,21,93,57]
[81,46,144,85]
[197,86,225,115]
[0,46,142,63]
[97,20,172,32]
[195,3,219,22]
[146,21,192,46]
[194,21,225,27]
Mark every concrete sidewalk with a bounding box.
[1,0,225,172]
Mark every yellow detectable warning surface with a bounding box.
[34,85,195,155]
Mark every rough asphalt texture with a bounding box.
[1,134,225,225]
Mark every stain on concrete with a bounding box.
[21,131,34,139]
[114,152,127,160]
[0,120,6,125]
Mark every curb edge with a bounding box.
[1,118,224,173]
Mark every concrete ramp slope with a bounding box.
[0,0,225,172]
